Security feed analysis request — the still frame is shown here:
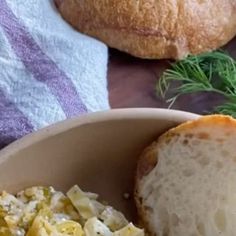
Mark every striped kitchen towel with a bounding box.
[0,0,109,148]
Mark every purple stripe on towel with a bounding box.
[0,89,34,149]
[0,0,87,117]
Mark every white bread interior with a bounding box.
[136,115,236,236]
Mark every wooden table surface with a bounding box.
[108,37,236,115]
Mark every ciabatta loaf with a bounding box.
[135,115,236,236]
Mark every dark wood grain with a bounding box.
[108,37,236,115]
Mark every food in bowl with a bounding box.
[0,185,144,236]
[135,115,236,235]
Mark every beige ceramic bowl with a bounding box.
[0,108,199,222]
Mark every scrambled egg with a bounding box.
[0,185,144,236]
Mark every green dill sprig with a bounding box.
[157,50,236,116]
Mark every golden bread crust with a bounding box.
[134,141,159,236]
[55,0,236,59]
[136,114,236,182]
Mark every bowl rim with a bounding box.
[0,108,200,160]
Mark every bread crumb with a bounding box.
[123,193,130,200]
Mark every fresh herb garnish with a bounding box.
[157,50,236,116]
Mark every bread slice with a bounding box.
[135,115,236,236]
